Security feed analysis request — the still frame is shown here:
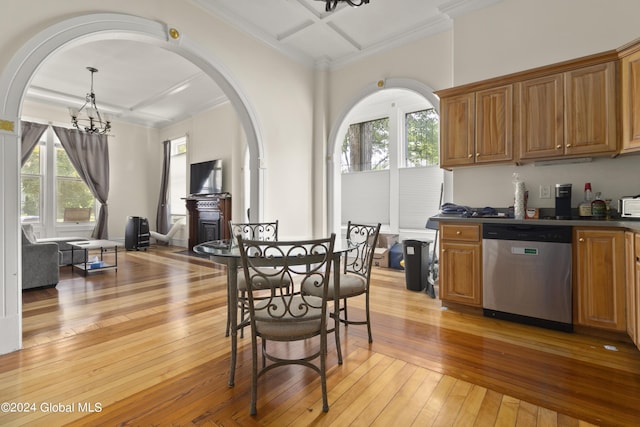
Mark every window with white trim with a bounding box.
[169,136,187,221]
[21,127,96,226]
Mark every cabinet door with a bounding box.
[564,62,617,156]
[636,234,640,350]
[440,93,475,168]
[475,85,513,163]
[621,50,640,152]
[574,228,626,331]
[439,241,482,306]
[625,232,637,344]
[517,74,564,160]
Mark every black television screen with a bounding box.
[190,159,222,195]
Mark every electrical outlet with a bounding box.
[539,184,551,199]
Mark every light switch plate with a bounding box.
[539,185,551,199]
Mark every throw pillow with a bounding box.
[22,224,37,244]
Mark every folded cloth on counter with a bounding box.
[440,203,472,215]
[440,204,501,218]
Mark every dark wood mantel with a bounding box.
[184,194,231,251]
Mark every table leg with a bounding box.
[227,258,238,387]
[333,253,343,365]
[83,248,88,277]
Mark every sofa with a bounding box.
[21,225,59,290]
[37,236,88,266]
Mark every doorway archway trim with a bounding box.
[325,78,440,234]
[0,12,263,354]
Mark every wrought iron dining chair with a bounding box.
[229,220,289,337]
[302,221,380,362]
[238,234,336,415]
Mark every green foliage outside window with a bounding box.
[342,117,389,173]
[20,145,41,222]
[405,109,439,167]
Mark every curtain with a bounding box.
[20,121,48,165]
[156,140,171,239]
[52,126,110,239]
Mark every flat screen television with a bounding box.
[190,159,223,196]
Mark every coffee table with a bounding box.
[69,240,122,276]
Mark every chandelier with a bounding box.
[317,0,370,12]
[69,67,111,134]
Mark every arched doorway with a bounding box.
[326,78,441,235]
[0,13,263,353]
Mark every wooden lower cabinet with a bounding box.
[627,232,640,350]
[625,232,637,345]
[574,228,626,331]
[439,223,482,307]
[636,234,640,350]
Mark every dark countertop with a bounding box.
[429,214,640,232]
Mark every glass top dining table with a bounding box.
[193,238,359,387]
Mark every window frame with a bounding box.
[20,126,97,236]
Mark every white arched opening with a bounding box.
[0,13,264,354]
[326,78,441,235]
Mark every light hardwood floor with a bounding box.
[1,245,639,426]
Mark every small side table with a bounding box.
[69,240,121,276]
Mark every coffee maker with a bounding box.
[555,184,572,219]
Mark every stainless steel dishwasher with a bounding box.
[482,223,573,332]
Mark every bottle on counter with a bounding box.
[591,192,606,220]
[513,173,525,220]
[578,182,593,218]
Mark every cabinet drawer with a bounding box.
[440,223,481,242]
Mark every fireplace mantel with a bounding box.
[184,194,231,251]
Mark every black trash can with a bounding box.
[402,240,430,292]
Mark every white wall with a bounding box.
[449,0,640,208]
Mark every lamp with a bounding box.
[317,0,370,12]
[69,67,111,135]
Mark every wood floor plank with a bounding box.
[0,246,637,426]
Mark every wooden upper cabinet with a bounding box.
[440,93,475,167]
[439,86,513,168]
[475,85,513,163]
[621,48,640,153]
[564,62,617,156]
[518,62,617,161]
[517,74,564,160]
[438,50,622,167]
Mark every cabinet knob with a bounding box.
[556,145,562,149]
[579,237,584,242]
[476,153,480,157]
[468,154,473,158]
[456,231,462,235]
[566,144,572,148]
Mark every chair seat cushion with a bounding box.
[302,273,366,299]
[254,295,323,338]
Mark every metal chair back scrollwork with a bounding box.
[228,220,284,338]
[302,221,380,364]
[238,234,336,415]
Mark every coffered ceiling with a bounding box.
[24,0,499,129]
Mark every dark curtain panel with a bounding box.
[156,140,171,239]
[20,121,48,165]
[52,126,110,239]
